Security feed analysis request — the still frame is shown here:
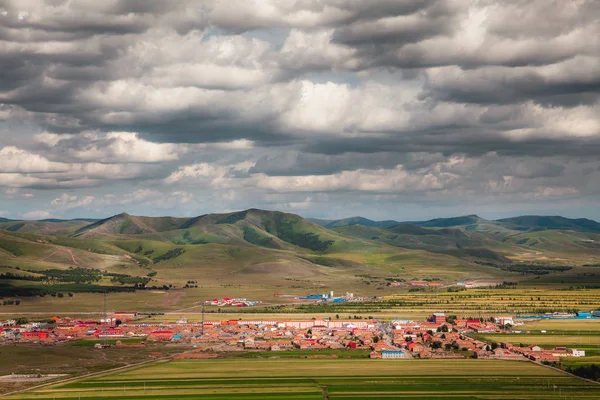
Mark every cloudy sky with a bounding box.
[0,0,599,221]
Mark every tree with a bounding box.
[373,336,379,343]
[441,325,449,332]
[335,314,339,320]
[115,319,122,327]
[491,342,498,350]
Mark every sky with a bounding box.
[0,0,599,222]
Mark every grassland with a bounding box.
[5,359,600,399]
[2,209,600,315]
[2,286,600,317]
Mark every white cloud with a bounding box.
[0,146,67,173]
[22,210,51,219]
[51,193,95,209]
[100,189,193,208]
[35,131,187,162]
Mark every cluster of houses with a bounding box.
[0,312,586,362]
[203,298,260,307]
[297,291,363,303]
[389,281,443,288]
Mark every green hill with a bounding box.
[497,215,600,232]
[74,209,347,253]
[0,220,91,236]
[310,216,399,229]
[2,209,600,308]
[401,214,484,228]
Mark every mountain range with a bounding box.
[1,209,599,305]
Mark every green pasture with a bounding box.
[5,359,600,399]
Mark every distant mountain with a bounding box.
[0,219,93,236]
[2,209,600,302]
[0,217,16,222]
[400,215,484,228]
[72,209,346,252]
[333,223,494,252]
[72,212,188,237]
[310,216,399,229]
[39,218,99,223]
[497,215,600,233]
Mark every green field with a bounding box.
[5,359,600,399]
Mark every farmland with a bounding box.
[471,332,600,356]
[4,359,600,399]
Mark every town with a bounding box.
[0,311,587,364]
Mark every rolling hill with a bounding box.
[310,216,399,229]
[1,209,600,309]
[497,215,600,233]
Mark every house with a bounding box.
[96,328,125,338]
[431,313,446,324]
[474,349,494,359]
[572,349,586,357]
[369,351,382,359]
[407,342,424,353]
[418,350,432,359]
[21,331,49,340]
[149,330,173,341]
[112,312,137,321]
[382,350,405,359]
[530,352,559,362]
[493,348,523,360]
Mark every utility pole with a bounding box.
[103,292,108,346]
[201,301,205,336]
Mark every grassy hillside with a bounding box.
[0,219,90,236]
[311,216,399,229]
[498,215,600,232]
[2,209,600,310]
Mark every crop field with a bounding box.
[0,343,186,395]
[472,332,600,356]
[5,359,600,399]
[277,288,600,317]
[520,319,600,332]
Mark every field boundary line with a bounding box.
[0,355,173,397]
